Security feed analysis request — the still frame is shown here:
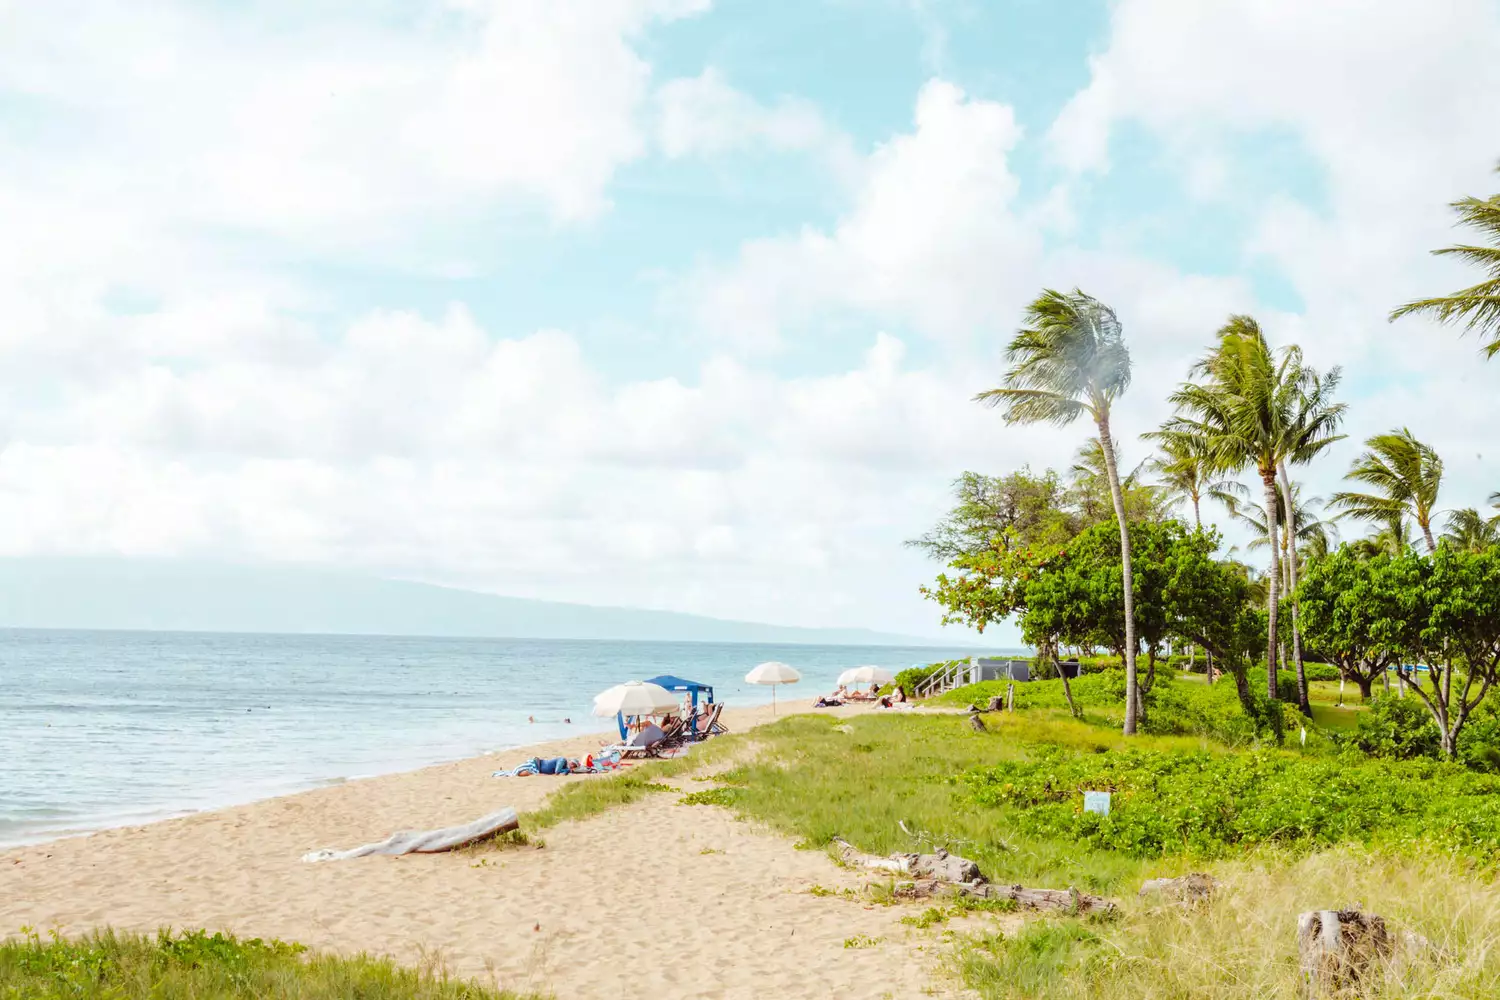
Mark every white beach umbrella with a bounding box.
[839,665,894,687]
[745,661,801,715]
[592,681,678,719]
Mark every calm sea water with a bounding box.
[0,629,998,846]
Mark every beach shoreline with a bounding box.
[2,697,956,999]
[0,714,700,851]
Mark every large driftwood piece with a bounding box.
[833,837,1115,915]
[893,878,1116,915]
[969,714,988,732]
[1297,909,1392,995]
[1139,873,1217,905]
[833,837,981,882]
[302,808,519,862]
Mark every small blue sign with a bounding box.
[1083,791,1111,816]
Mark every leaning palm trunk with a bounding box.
[1279,462,1312,716]
[1098,414,1139,735]
[1262,471,1281,701]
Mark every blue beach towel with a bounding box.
[493,758,541,778]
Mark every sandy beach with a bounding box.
[1,699,972,999]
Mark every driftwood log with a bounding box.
[1297,909,1392,995]
[893,878,1116,915]
[1139,873,1217,905]
[969,714,988,732]
[834,837,981,882]
[832,837,1115,915]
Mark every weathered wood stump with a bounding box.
[969,714,988,732]
[1138,873,1217,905]
[987,695,1005,712]
[1297,909,1392,995]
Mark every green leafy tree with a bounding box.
[1010,519,1262,722]
[1296,547,1407,700]
[1329,428,1444,552]
[1161,317,1345,708]
[974,289,1142,734]
[905,469,1080,561]
[1392,546,1500,757]
[1390,164,1500,359]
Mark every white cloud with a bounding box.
[676,79,1037,349]
[655,68,850,164]
[1045,0,1500,520]
[0,303,1017,634]
[0,0,708,258]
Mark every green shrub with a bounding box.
[1140,675,1287,747]
[1300,662,1342,682]
[894,662,944,695]
[0,929,535,999]
[1348,695,1443,760]
[959,742,1500,861]
[931,669,1128,712]
[1459,712,1500,774]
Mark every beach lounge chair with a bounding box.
[698,702,727,736]
[602,718,686,759]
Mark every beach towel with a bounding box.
[493,758,541,777]
[301,807,519,862]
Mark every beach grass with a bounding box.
[953,850,1500,999]
[514,734,739,834]
[0,928,544,1000]
[673,711,1222,892]
[685,709,1500,998]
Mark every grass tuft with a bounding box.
[0,928,542,999]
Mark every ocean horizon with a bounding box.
[1,628,1017,846]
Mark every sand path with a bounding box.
[2,700,973,999]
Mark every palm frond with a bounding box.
[977,289,1133,427]
[1390,187,1500,358]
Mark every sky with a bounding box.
[1,0,1498,644]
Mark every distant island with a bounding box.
[0,557,987,648]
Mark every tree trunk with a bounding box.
[1052,645,1079,718]
[1191,494,1202,529]
[1278,463,1312,717]
[1262,471,1282,702]
[1096,411,1138,735]
[1206,648,1215,685]
[1420,519,1436,553]
[1356,674,1373,701]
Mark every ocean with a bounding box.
[0,628,999,846]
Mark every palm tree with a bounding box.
[1443,508,1500,552]
[1227,485,1338,580]
[1328,428,1444,552]
[1145,434,1240,529]
[975,289,1141,734]
[1161,316,1345,707]
[1349,515,1416,559]
[1390,165,1500,359]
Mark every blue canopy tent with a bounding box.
[644,675,716,732]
